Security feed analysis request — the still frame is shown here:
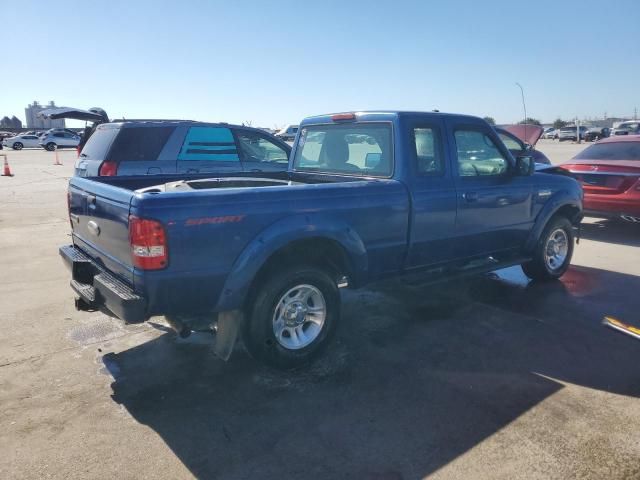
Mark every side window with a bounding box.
[109,127,175,162]
[413,127,443,175]
[236,132,289,164]
[454,130,508,177]
[178,127,239,162]
[54,133,65,138]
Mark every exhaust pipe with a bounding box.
[620,215,640,223]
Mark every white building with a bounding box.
[24,101,65,129]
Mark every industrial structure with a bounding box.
[24,101,65,129]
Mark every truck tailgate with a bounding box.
[68,177,134,284]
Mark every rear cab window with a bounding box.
[293,123,393,177]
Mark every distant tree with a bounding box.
[10,116,22,128]
[518,117,541,126]
[483,116,496,125]
[0,116,10,127]
[553,118,567,130]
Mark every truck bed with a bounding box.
[66,171,410,319]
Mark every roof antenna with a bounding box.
[432,109,440,113]
[515,82,527,142]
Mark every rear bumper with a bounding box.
[60,244,147,323]
[584,195,640,218]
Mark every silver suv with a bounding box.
[39,130,81,151]
[557,126,588,142]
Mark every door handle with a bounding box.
[462,192,478,202]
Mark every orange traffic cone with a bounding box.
[54,150,62,166]
[1,155,13,176]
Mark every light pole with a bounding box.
[515,82,527,141]
[515,82,527,123]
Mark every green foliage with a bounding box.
[518,117,541,126]
[483,116,496,125]
[553,118,567,130]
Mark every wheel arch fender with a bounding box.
[216,214,368,311]
[525,191,582,253]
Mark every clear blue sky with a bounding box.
[2,0,638,128]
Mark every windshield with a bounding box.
[293,123,393,177]
[576,142,640,161]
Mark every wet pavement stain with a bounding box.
[67,317,124,345]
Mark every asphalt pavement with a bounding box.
[1,144,639,480]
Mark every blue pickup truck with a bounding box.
[60,111,583,368]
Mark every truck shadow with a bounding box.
[580,218,640,247]
[103,265,640,479]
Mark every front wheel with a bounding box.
[12,142,23,150]
[522,216,574,281]
[45,142,56,151]
[243,265,340,369]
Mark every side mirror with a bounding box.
[515,155,535,176]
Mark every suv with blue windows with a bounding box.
[74,121,291,177]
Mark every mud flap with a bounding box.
[213,310,242,361]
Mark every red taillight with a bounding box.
[76,146,81,157]
[129,215,168,270]
[331,113,356,121]
[99,160,118,176]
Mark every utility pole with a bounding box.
[515,82,527,140]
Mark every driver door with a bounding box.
[444,119,535,258]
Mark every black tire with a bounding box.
[45,142,56,151]
[243,265,340,369]
[522,216,574,281]
[12,142,23,150]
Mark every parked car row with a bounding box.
[1,128,81,151]
[611,120,640,136]
[542,126,619,142]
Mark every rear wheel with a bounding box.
[522,216,574,281]
[12,142,23,150]
[45,142,56,151]
[243,265,339,369]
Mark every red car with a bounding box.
[561,136,640,222]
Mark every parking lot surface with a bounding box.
[1,145,639,479]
